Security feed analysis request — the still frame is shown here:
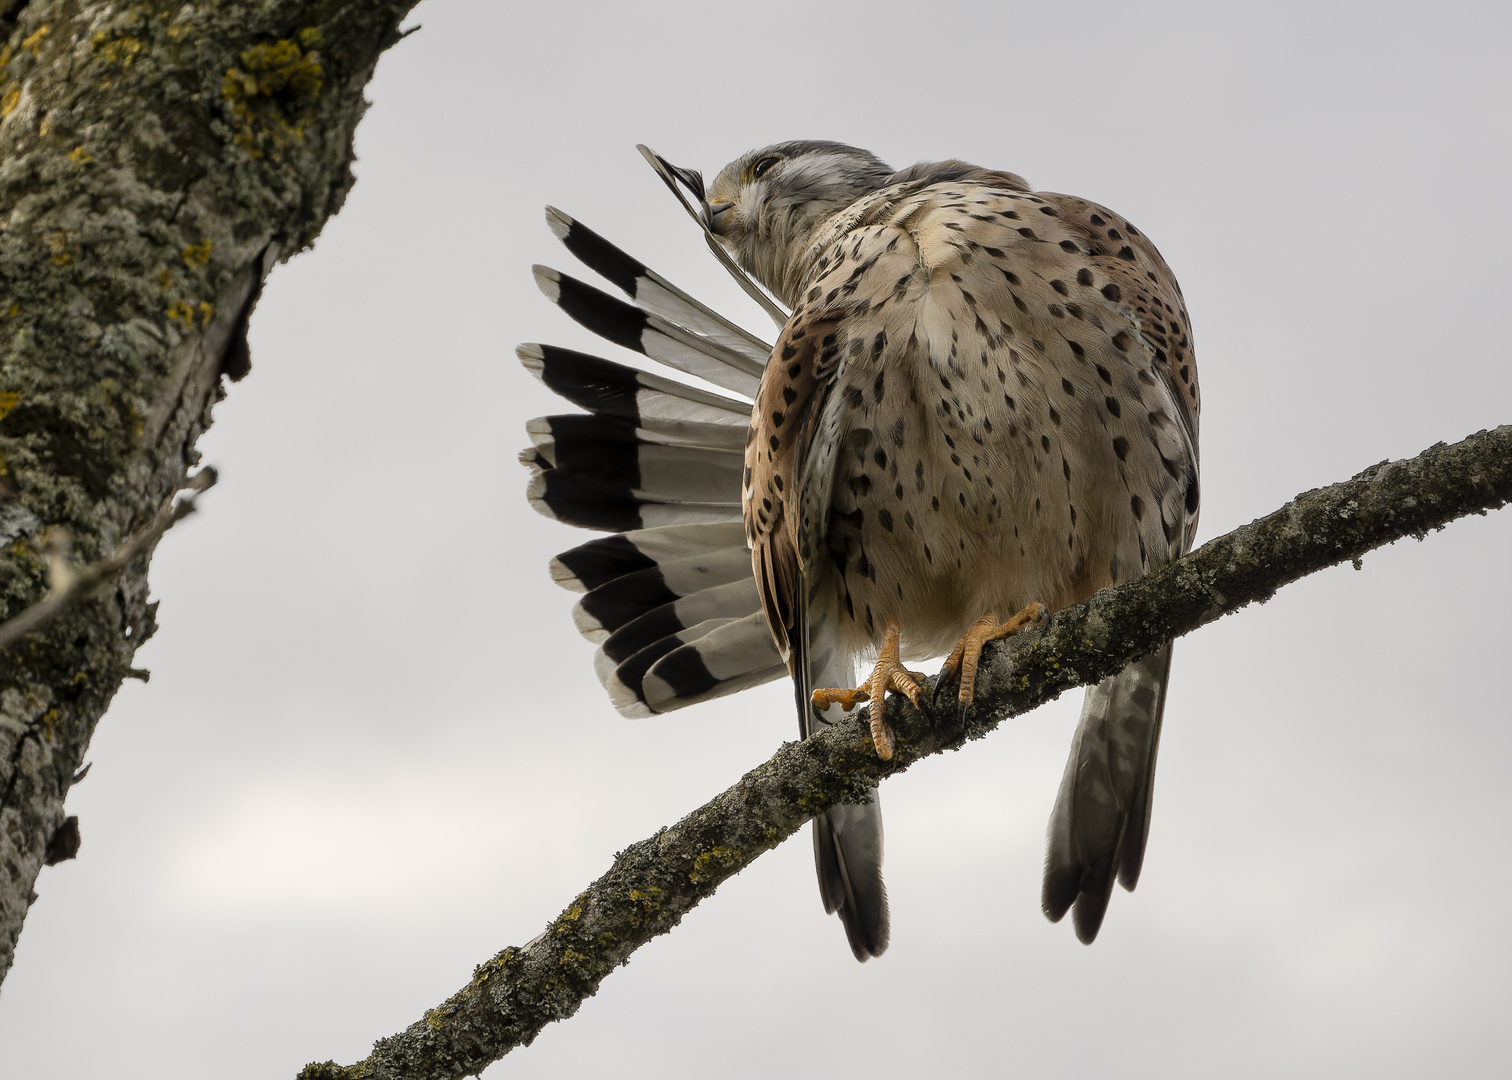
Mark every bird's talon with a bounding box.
[812,687,869,711]
[941,603,1049,711]
[930,672,951,709]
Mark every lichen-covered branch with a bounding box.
[0,0,418,988]
[304,425,1511,1080]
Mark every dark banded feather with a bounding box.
[572,546,755,641]
[549,523,748,594]
[526,413,745,455]
[517,344,748,427]
[522,436,742,505]
[533,266,763,398]
[593,578,763,673]
[545,207,772,363]
[521,210,775,718]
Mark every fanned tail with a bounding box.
[1041,643,1172,944]
[523,200,885,960]
[522,211,783,717]
[795,586,889,960]
[545,207,774,360]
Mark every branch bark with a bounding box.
[0,465,215,651]
[303,424,1512,1080]
[0,0,418,989]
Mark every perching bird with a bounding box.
[521,141,1200,961]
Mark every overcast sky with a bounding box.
[3,1,1511,1076]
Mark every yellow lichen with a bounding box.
[689,845,741,883]
[223,39,323,102]
[68,145,93,165]
[197,301,214,326]
[22,26,49,55]
[1,85,19,119]
[181,238,212,267]
[559,948,592,978]
[221,36,324,159]
[0,391,19,421]
[97,36,144,67]
[166,300,194,327]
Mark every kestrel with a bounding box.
[521,141,1200,961]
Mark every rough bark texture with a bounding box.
[0,0,417,989]
[304,425,1511,1080]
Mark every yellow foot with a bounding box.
[811,620,922,761]
[936,603,1048,712]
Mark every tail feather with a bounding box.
[1042,643,1172,944]
[550,523,748,594]
[523,467,739,532]
[600,612,785,718]
[642,612,785,710]
[518,344,749,427]
[527,413,746,455]
[522,439,742,508]
[596,578,763,669]
[544,207,772,364]
[796,588,889,961]
[533,266,763,397]
[571,547,754,641]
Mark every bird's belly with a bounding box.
[823,396,1140,663]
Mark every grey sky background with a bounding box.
[3,1,1511,1075]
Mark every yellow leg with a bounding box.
[812,620,923,761]
[936,602,1048,710]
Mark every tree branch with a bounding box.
[304,426,1512,1079]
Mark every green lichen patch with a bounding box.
[688,844,741,884]
[470,946,520,987]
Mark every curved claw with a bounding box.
[930,665,955,710]
[939,603,1049,714]
[812,621,918,761]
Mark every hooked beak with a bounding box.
[706,200,734,235]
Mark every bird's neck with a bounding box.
[736,199,855,310]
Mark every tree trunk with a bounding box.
[0,0,416,989]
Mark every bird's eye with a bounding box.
[751,156,781,180]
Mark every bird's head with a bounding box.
[706,141,893,307]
